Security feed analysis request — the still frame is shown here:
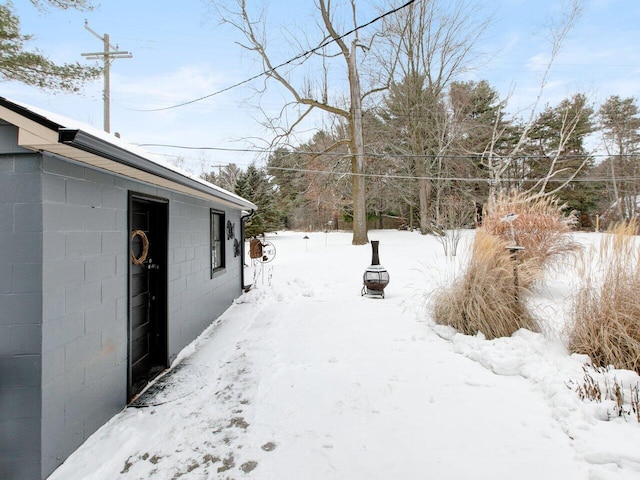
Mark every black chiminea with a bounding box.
[362,240,390,298]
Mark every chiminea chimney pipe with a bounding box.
[371,240,380,266]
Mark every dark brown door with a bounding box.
[128,194,168,401]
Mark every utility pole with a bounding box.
[81,20,132,133]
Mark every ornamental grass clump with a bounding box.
[432,191,579,339]
[432,230,539,339]
[482,191,580,287]
[568,221,640,375]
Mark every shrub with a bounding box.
[482,191,580,287]
[432,191,580,339]
[568,221,640,374]
[432,230,539,339]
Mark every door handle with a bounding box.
[147,259,160,270]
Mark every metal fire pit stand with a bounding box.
[361,266,389,298]
[361,240,390,299]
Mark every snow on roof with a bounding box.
[0,96,256,211]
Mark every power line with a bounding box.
[133,0,417,112]
[264,165,640,184]
[138,143,260,152]
[137,142,636,160]
[144,143,637,183]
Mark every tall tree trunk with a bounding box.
[218,0,375,246]
[416,158,430,234]
[349,39,368,245]
[409,203,414,230]
[611,156,623,219]
[418,178,428,234]
[434,155,443,224]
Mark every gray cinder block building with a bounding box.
[0,97,256,480]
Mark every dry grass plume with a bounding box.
[482,191,580,287]
[432,191,581,339]
[432,230,539,339]
[568,221,640,374]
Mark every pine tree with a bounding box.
[381,72,448,233]
[235,164,281,237]
[266,148,307,229]
[599,95,640,220]
[448,80,508,209]
[0,1,100,92]
[525,94,600,225]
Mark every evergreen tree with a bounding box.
[381,72,448,233]
[378,77,507,229]
[0,1,100,92]
[360,110,406,230]
[525,94,599,225]
[599,95,640,220]
[266,148,307,229]
[235,164,281,237]
[448,80,508,208]
[31,1,92,8]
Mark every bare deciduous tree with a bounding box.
[484,0,588,203]
[202,163,243,192]
[433,194,476,256]
[213,0,401,244]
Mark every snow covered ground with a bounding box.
[48,230,640,480]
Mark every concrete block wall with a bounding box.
[40,155,130,478]
[39,157,244,478]
[167,193,243,363]
[0,149,43,480]
[1,139,245,479]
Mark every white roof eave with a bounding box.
[0,96,257,212]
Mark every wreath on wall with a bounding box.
[130,229,149,265]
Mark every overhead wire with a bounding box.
[144,143,635,184]
[137,142,634,160]
[133,0,418,112]
[127,0,634,186]
[263,165,638,183]
[141,143,636,183]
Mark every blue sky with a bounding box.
[5,0,640,174]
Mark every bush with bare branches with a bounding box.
[432,230,539,339]
[433,195,477,257]
[568,221,640,375]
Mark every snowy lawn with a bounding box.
[48,230,640,480]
